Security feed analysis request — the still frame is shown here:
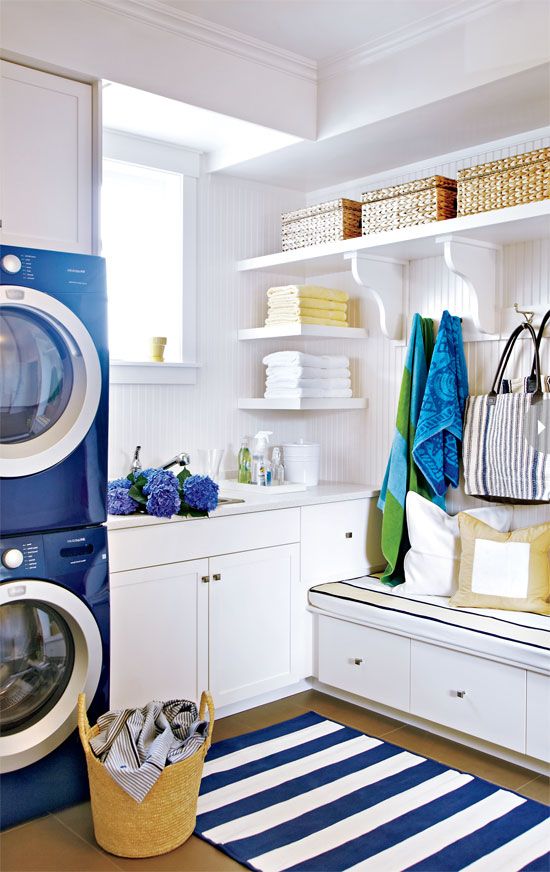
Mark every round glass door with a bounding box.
[0,601,75,734]
[0,286,102,477]
[0,308,74,445]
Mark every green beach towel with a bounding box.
[378,314,442,585]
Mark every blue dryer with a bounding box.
[0,525,110,828]
[0,245,109,535]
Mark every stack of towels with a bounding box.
[263,351,352,398]
[265,285,350,328]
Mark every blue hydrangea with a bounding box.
[145,469,181,518]
[107,483,138,515]
[137,467,160,495]
[183,475,219,512]
[109,477,132,490]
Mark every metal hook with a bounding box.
[513,303,535,325]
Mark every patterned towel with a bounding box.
[89,699,208,802]
[413,310,469,497]
[378,315,439,586]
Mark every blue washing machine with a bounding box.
[0,245,109,535]
[0,525,110,828]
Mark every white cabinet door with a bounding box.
[410,640,526,753]
[209,545,299,708]
[109,559,208,709]
[526,671,550,762]
[317,615,410,711]
[0,61,93,253]
[301,499,383,586]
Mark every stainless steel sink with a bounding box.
[217,497,246,505]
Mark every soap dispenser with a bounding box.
[252,430,273,485]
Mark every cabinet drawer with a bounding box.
[109,508,300,572]
[301,499,382,585]
[411,640,526,753]
[317,616,410,711]
[526,671,550,762]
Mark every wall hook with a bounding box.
[513,303,535,325]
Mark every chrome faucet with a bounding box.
[130,445,142,475]
[161,452,191,470]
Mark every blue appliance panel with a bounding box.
[0,526,110,829]
[0,246,109,535]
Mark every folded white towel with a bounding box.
[268,298,348,313]
[266,377,351,389]
[267,285,349,303]
[265,388,353,398]
[263,352,349,369]
[266,366,351,379]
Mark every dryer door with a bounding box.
[0,285,101,477]
[0,579,102,773]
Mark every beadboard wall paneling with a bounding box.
[109,135,550,524]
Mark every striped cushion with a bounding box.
[308,577,549,654]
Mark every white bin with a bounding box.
[283,441,320,487]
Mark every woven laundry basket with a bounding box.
[281,198,362,250]
[457,147,550,215]
[78,691,214,858]
[361,175,457,234]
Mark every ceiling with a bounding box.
[162,0,474,61]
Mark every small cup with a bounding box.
[150,337,167,363]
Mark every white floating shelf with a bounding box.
[237,201,550,274]
[238,324,368,340]
[238,398,368,410]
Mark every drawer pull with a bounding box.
[201,575,210,584]
[345,532,353,539]
[212,573,222,581]
[353,658,363,666]
[456,690,467,699]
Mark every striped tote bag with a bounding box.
[463,320,550,503]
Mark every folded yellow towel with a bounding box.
[268,297,348,313]
[268,306,347,322]
[267,285,349,304]
[265,315,349,328]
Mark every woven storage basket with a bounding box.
[78,692,214,858]
[361,176,456,234]
[457,147,550,216]
[281,198,362,250]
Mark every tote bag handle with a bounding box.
[527,308,550,384]
[489,320,542,404]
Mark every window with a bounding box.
[102,160,183,362]
[101,131,199,384]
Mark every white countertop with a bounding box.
[107,481,380,530]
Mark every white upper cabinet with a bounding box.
[0,61,93,253]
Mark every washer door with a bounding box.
[0,580,102,773]
[0,285,101,477]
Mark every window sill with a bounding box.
[110,361,200,385]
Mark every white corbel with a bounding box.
[346,252,406,340]
[437,235,500,336]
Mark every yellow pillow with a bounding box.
[450,515,550,614]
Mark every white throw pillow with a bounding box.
[402,492,512,596]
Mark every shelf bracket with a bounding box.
[436,235,500,336]
[346,252,405,340]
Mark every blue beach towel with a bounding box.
[378,314,441,585]
[413,310,469,498]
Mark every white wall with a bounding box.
[108,131,550,530]
[0,0,316,139]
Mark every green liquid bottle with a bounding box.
[238,437,252,484]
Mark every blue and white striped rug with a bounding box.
[195,711,549,871]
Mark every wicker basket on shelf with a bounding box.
[361,175,457,234]
[457,147,550,216]
[281,198,362,250]
[78,691,214,858]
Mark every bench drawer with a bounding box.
[411,640,526,753]
[526,671,550,762]
[317,615,410,711]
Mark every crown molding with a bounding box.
[318,0,507,80]
[82,0,317,82]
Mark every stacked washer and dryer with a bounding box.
[0,245,110,828]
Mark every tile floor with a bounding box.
[2,690,549,871]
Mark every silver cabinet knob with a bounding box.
[2,548,24,569]
[1,254,22,274]
[201,575,210,584]
[212,573,222,581]
[345,532,353,539]
[353,658,363,666]
[456,690,467,698]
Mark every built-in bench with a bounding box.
[308,577,550,770]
